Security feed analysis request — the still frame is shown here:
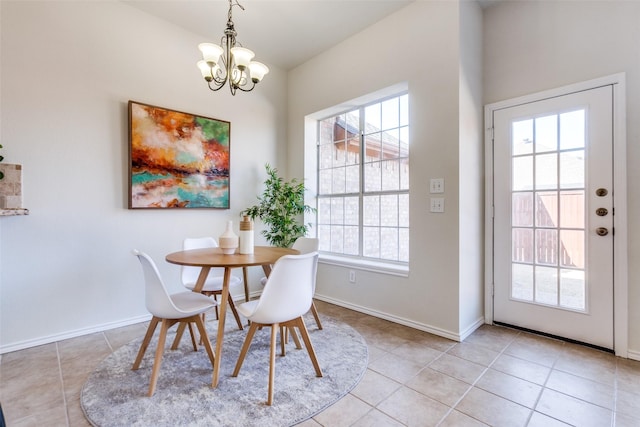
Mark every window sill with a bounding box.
[319,253,409,277]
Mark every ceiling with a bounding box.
[123,0,415,71]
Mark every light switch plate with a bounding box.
[430,178,444,194]
[430,197,445,213]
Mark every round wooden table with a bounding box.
[165,246,298,387]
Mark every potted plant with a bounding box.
[242,164,315,248]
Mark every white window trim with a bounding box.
[319,253,409,277]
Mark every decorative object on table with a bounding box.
[238,215,254,254]
[196,0,269,96]
[242,164,316,248]
[128,101,230,209]
[80,316,367,426]
[218,220,239,254]
[0,159,24,210]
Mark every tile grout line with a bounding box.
[55,341,71,427]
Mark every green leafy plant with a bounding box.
[242,164,315,248]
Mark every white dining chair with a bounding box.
[131,250,217,397]
[259,237,323,329]
[232,252,323,405]
[181,237,244,330]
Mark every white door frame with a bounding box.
[484,73,628,357]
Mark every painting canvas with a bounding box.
[128,101,230,209]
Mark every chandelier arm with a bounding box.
[235,82,256,92]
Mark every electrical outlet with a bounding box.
[430,178,445,194]
[349,270,356,283]
[430,197,445,213]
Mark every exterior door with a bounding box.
[492,85,614,349]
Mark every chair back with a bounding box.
[133,250,183,319]
[181,237,223,287]
[292,237,319,254]
[250,252,318,324]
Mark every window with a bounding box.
[316,93,409,264]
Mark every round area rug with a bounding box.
[81,316,367,427]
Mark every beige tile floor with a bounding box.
[1,300,640,426]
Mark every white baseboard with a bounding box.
[627,349,640,362]
[0,314,151,354]
[314,294,484,342]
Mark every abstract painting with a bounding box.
[128,101,230,209]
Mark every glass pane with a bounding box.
[317,198,331,224]
[399,194,409,227]
[363,196,379,226]
[535,191,558,227]
[400,94,409,127]
[535,266,558,305]
[344,226,359,255]
[400,126,409,152]
[560,150,584,189]
[319,118,334,145]
[332,167,346,194]
[345,165,359,193]
[560,269,585,310]
[319,169,332,194]
[330,197,344,224]
[330,225,344,253]
[512,228,533,263]
[319,143,332,169]
[381,195,398,226]
[365,103,381,132]
[346,109,359,132]
[380,228,398,261]
[363,227,380,258]
[512,263,533,301]
[333,140,346,167]
[318,225,331,251]
[513,156,533,191]
[364,161,382,192]
[365,133,382,161]
[381,97,399,130]
[344,196,359,225]
[560,110,585,150]
[512,119,533,155]
[382,128,400,160]
[535,114,558,153]
[512,192,533,227]
[536,229,558,265]
[560,190,584,228]
[346,137,360,165]
[560,230,584,269]
[381,159,400,191]
[400,160,409,190]
[399,227,409,262]
[535,153,557,190]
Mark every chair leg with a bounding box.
[232,322,259,377]
[193,315,215,367]
[132,317,160,370]
[280,325,286,356]
[288,326,302,350]
[171,322,187,350]
[267,323,279,405]
[148,319,170,396]
[227,296,244,330]
[295,317,323,377]
[310,301,323,330]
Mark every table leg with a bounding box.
[193,267,211,293]
[242,267,249,302]
[212,266,231,388]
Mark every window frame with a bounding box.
[313,91,409,275]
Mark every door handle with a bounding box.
[596,227,609,236]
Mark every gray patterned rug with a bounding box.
[81,316,368,427]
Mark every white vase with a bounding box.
[218,220,239,254]
[239,215,254,254]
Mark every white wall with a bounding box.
[483,0,640,356]
[288,1,485,339]
[0,0,288,352]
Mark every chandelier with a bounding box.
[197,0,269,95]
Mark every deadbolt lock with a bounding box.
[596,188,608,197]
[596,227,609,236]
[596,208,608,216]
